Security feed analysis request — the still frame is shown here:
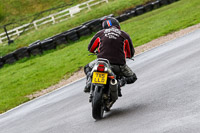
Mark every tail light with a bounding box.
[108,76,115,79]
[97,64,105,72]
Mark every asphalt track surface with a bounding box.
[0,29,200,133]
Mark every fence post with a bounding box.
[16,29,20,36]
[70,13,74,17]
[4,25,14,45]
[51,15,56,24]
[33,21,38,30]
[0,37,2,44]
[87,3,91,10]
[69,6,80,17]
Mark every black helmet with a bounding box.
[102,17,120,29]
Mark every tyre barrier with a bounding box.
[0,57,4,68]
[152,0,161,9]
[41,38,56,51]
[63,30,79,42]
[0,0,179,69]
[126,10,137,18]
[135,6,145,15]
[144,3,154,12]
[13,47,30,60]
[168,0,176,3]
[159,0,169,5]
[2,52,17,64]
[84,19,102,32]
[28,40,43,56]
[77,25,92,37]
[116,14,129,22]
[50,33,68,46]
[83,19,102,32]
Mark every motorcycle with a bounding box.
[88,58,125,120]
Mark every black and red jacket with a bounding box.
[88,27,135,65]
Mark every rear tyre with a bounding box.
[92,86,104,120]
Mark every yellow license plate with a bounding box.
[92,72,108,84]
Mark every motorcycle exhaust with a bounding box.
[110,79,118,101]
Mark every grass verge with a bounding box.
[0,0,200,113]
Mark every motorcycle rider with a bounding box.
[84,17,137,96]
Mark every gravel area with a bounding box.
[27,23,200,99]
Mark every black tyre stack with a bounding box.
[159,0,169,5]
[63,29,79,42]
[2,52,17,65]
[144,3,154,12]
[40,39,56,51]
[0,57,4,68]
[28,40,43,56]
[135,6,145,15]
[13,47,30,60]
[84,19,102,32]
[77,25,92,37]
[51,33,68,46]
[151,0,161,9]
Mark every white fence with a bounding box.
[0,0,109,44]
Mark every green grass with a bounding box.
[0,0,88,26]
[0,0,148,57]
[0,0,200,113]
[0,5,3,21]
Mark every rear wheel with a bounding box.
[92,86,104,120]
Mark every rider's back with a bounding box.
[88,27,135,65]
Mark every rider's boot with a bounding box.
[118,77,126,97]
[118,87,122,97]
